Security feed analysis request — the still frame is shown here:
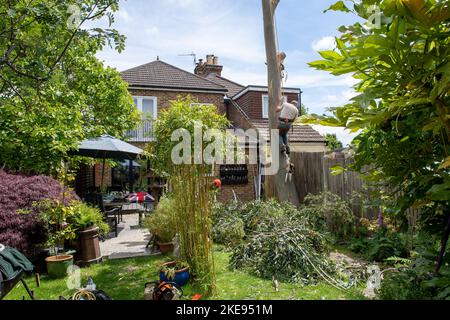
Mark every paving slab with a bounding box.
[100,214,160,260]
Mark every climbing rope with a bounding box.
[294,242,350,292]
[72,289,96,300]
[272,2,287,102]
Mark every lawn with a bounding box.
[5,248,364,300]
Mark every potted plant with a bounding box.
[69,201,110,267]
[144,196,176,254]
[159,261,190,287]
[36,199,77,279]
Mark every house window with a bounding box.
[262,95,287,119]
[133,96,157,119]
[262,95,269,119]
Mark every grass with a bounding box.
[5,248,365,300]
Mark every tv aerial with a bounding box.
[178,52,197,66]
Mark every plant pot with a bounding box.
[157,242,174,254]
[77,226,102,267]
[159,261,190,287]
[45,255,73,279]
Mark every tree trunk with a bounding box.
[434,206,450,275]
[261,0,300,206]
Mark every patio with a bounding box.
[101,212,158,260]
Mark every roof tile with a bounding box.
[121,60,227,92]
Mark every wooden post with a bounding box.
[261,0,300,206]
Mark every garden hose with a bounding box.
[72,289,96,300]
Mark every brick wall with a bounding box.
[129,89,226,115]
[235,91,299,120]
[227,102,253,130]
[94,163,112,188]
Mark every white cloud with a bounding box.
[145,26,160,36]
[312,36,336,52]
[342,89,357,101]
[327,95,338,102]
[116,9,131,22]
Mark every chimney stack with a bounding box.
[194,54,223,77]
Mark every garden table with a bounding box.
[103,202,128,222]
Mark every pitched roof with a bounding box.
[251,120,326,143]
[121,60,227,93]
[205,74,245,97]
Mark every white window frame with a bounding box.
[132,96,158,119]
[262,95,287,119]
[262,95,269,119]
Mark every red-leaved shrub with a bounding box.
[0,170,79,256]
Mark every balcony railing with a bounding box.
[125,118,155,143]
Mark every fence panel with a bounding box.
[291,152,379,219]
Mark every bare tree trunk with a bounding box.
[434,206,450,275]
[261,0,300,206]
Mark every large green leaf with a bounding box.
[324,1,351,13]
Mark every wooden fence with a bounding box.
[290,152,379,219]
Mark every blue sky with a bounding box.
[94,0,360,145]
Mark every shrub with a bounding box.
[0,170,78,256]
[350,228,408,262]
[298,192,356,242]
[144,195,176,243]
[378,236,450,300]
[69,201,110,237]
[378,253,450,300]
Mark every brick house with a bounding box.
[79,55,326,203]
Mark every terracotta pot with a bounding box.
[157,242,174,254]
[45,255,73,279]
[77,226,102,267]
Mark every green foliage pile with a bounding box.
[212,202,245,246]
[298,192,356,242]
[214,200,336,284]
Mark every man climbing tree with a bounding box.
[276,97,300,155]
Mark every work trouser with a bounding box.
[278,120,292,148]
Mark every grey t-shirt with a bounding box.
[279,102,299,121]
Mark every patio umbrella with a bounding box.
[72,135,143,160]
[70,135,144,192]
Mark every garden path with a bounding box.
[100,213,159,260]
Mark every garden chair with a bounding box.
[0,246,35,300]
[84,193,120,238]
